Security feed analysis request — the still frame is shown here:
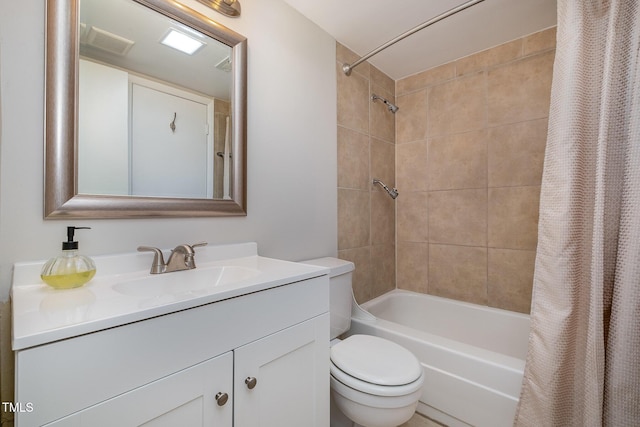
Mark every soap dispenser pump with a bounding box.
[40,226,97,289]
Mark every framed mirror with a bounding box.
[45,0,247,218]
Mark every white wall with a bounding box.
[0,0,337,302]
[78,59,130,195]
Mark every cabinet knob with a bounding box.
[215,392,229,406]
[245,376,257,389]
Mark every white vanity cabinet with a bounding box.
[14,276,329,427]
[46,352,234,427]
[234,316,328,426]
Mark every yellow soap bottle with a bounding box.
[41,227,96,290]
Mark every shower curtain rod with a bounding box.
[342,0,485,76]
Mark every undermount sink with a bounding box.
[112,266,261,298]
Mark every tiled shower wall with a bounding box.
[336,27,556,313]
[395,27,556,313]
[336,29,555,313]
[336,43,397,303]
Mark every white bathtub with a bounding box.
[347,290,530,427]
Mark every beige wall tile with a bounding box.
[488,119,548,187]
[371,191,395,245]
[429,129,487,190]
[488,186,540,250]
[397,242,429,294]
[371,65,395,95]
[337,47,397,296]
[455,39,523,77]
[338,188,370,250]
[396,89,428,143]
[371,138,395,186]
[336,42,370,79]
[371,244,396,299]
[214,98,230,114]
[397,63,455,95]
[337,63,370,133]
[429,189,487,246]
[397,191,429,242]
[397,141,428,192]
[428,72,486,137]
[338,126,369,190]
[488,248,536,313]
[523,27,557,56]
[339,247,372,303]
[429,244,487,305]
[336,42,357,66]
[487,51,554,126]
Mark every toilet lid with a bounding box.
[330,335,422,386]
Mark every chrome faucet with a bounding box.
[138,242,208,274]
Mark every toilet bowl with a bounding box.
[330,334,424,427]
[301,258,424,427]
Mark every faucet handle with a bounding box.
[172,242,207,254]
[175,242,207,270]
[191,242,208,250]
[137,246,166,274]
[187,242,207,268]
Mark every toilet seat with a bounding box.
[330,335,424,397]
[330,360,424,397]
[331,335,422,385]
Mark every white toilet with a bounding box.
[302,257,424,427]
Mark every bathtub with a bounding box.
[346,290,530,427]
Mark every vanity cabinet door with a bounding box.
[45,352,233,427]
[233,314,330,427]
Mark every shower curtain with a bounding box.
[514,1,640,426]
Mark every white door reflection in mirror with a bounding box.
[78,59,129,196]
[78,60,215,199]
[131,83,212,198]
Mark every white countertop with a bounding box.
[12,242,328,350]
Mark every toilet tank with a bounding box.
[300,257,355,340]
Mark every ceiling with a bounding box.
[283,0,557,81]
[80,0,233,99]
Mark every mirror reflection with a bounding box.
[78,0,233,199]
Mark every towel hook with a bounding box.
[170,112,177,133]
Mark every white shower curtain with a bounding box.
[514,1,640,426]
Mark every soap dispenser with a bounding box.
[40,226,96,289]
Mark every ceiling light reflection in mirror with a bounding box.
[160,29,206,55]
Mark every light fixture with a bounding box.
[160,29,205,55]
[196,0,241,18]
